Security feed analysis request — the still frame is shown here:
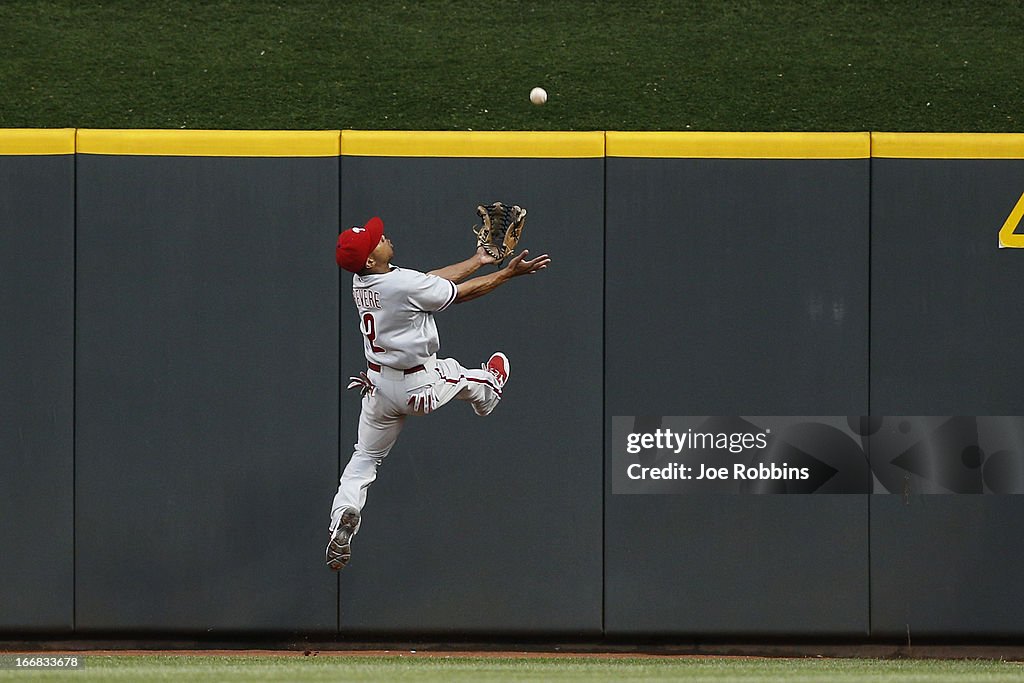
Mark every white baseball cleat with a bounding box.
[485,352,510,388]
[326,506,360,571]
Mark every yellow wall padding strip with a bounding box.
[872,133,1024,159]
[10,129,1024,160]
[77,129,340,157]
[606,132,870,159]
[341,130,605,158]
[0,128,76,155]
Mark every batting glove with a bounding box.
[407,387,438,414]
[346,372,376,398]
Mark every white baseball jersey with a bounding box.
[351,265,458,369]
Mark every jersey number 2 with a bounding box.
[361,313,386,353]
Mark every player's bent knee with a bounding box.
[473,399,500,417]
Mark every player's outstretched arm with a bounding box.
[427,247,496,283]
[453,250,551,304]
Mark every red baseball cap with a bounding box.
[336,216,384,273]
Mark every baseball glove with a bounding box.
[473,202,527,264]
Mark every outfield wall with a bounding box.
[0,129,1022,639]
[0,129,75,632]
[604,133,871,637]
[337,131,604,635]
[869,134,1024,638]
[73,130,340,633]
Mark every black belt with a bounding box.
[368,361,426,375]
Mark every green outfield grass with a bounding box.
[1,656,1024,682]
[0,1,1021,131]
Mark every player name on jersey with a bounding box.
[353,288,382,309]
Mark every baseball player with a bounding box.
[327,215,550,570]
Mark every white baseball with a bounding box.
[529,87,547,105]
